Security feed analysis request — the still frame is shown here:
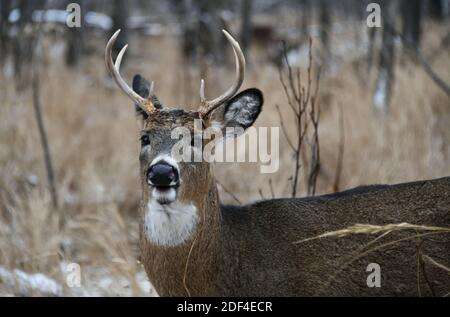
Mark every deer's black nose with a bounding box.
[147,163,179,187]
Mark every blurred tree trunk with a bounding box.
[428,0,450,19]
[170,0,194,105]
[319,0,331,69]
[13,0,35,90]
[300,0,311,43]
[373,0,397,112]
[197,0,226,65]
[0,0,13,64]
[111,0,129,62]
[352,0,366,45]
[32,33,59,211]
[402,0,423,54]
[240,0,253,61]
[173,0,227,65]
[171,0,228,104]
[367,26,377,72]
[66,0,85,67]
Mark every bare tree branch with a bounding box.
[32,26,58,210]
[332,104,345,193]
[384,22,450,98]
[258,189,265,200]
[415,48,450,97]
[217,181,241,205]
[278,38,321,198]
[275,104,296,152]
[268,179,275,199]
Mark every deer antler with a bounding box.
[199,30,246,117]
[105,29,156,114]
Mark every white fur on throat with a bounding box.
[144,199,198,247]
[152,187,177,204]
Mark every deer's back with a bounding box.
[218,177,450,296]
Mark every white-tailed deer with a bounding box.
[106,30,450,296]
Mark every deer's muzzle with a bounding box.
[147,162,179,188]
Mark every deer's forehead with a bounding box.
[143,109,200,130]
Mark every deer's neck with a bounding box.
[140,176,221,296]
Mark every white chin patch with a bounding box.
[152,187,177,205]
[144,198,198,247]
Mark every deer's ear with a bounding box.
[132,74,151,120]
[207,88,263,132]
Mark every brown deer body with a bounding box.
[141,177,450,296]
[106,30,450,297]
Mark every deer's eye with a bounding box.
[141,135,150,147]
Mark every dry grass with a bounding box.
[0,19,449,296]
[293,222,450,296]
[293,223,450,244]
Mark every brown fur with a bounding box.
[138,109,450,297]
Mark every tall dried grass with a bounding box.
[0,21,449,296]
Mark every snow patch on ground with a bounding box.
[0,266,63,296]
[0,263,156,297]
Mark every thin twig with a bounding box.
[314,231,449,296]
[415,47,450,97]
[415,234,436,297]
[292,108,303,197]
[278,43,296,107]
[384,23,450,97]
[307,68,321,196]
[332,104,344,193]
[32,26,58,210]
[258,189,265,200]
[415,234,422,296]
[268,179,275,199]
[311,229,392,296]
[278,37,321,198]
[217,181,241,205]
[293,223,450,244]
[422,255,450,274]
[419,251,436,297]
[275,104,296,152]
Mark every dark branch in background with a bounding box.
[401,0,423,53]
[257,178,275,201]
[275,104,295,151]
[217,181,241,205]
[415,47,450,97]
[384,22,450,98]
[415,237,436,297]
[111,0,129,62]
[258,189,265,200]
[0,0,13,64]
[422,254,450,274]
[278,38,321,198]
[240,0,253,62]
[32,24,58,210]
[268,179,275,199]
[372,0,397,112]
[319,0,331,69]
[65,0,85,67]
[367,26,377,73]
[13,0,34,91]
[332,104,345,193]
[307,70,321,196]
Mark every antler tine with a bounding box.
[199,29,246,117]
[105,29,155,113]
[115,45,155,97]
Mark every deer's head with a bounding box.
[105,30,263,247]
